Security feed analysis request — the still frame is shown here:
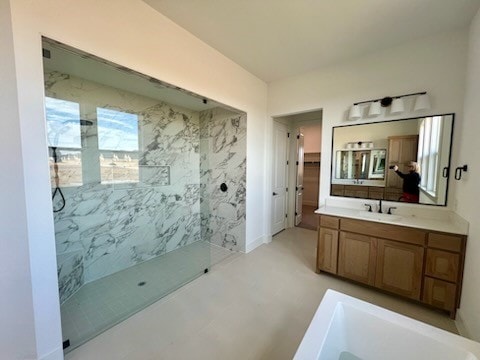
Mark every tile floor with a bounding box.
[66,227,457,360]
[61,242,236,353]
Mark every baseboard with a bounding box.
[39,346,63,360]
[245,235,267,253]
[455,309,473,339]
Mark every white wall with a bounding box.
[455,7,480,341]
[268,30,468,209]
[268,27,480,339]
[0,0,38,358]
[7,0,268,358]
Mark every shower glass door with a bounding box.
[42,38,233,352]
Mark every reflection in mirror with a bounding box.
[331,114,454,206]
[369,149,386,179]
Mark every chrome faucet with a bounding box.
[378,199,383,213]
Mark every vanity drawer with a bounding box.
[320,215,340,229]
[423,277,457,312]
[428,233,463,252]
[340,218,426,246]
[425,249,460,282]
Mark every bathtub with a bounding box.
[294,289,480,360]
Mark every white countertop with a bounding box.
[315,204,468,235]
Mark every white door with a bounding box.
[272,121,289,235]
[295,133,305,226]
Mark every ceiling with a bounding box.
[43,39,235,112]
[143,0,480,82]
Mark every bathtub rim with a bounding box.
[294,289,480,360]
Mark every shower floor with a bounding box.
[60,242,237,353]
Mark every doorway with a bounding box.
[296,123,321,230]
[271,110,322,235]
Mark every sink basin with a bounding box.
[356,211,402,222]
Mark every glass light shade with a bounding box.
[349,104,361,120]
[368,101,381,116]
[414,93,431,111]
[390,98,405,114]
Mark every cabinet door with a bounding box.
[386,138,403,189]
[338,232,376,286]
[317,228,338,274]
[375,239,424,300]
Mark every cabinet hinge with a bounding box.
[286,187,288,192]
[295,212,298,216]
[287,132,290,138]
[285,214,288,218]
[286,160,289,165]
[296,161,299,165]
[297,135,300,139]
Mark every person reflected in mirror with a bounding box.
[391,161,421,203]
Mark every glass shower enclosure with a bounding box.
[42,38,246,352]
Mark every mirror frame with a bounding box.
[330,113,455,206]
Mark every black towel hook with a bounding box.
[454,165,468,180]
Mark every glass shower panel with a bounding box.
[42,38,216,352]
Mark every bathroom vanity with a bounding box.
[315,205,467,318]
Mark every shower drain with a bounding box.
[137,281,146,286]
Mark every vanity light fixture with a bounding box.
[368,101,382,116]
[390,97,405,114]
[348,91,430,120]
[414,93,431,111]
[348,104,362,120]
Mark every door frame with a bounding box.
[270,110,323,235]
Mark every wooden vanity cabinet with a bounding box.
[375,239,424,300]
[338,232,376,286]
[422,233,465,314]
[423,277,457,312]
[331,184,344,196]
[368,187,385,200]
[316,216,339,274]
[331,185,385,200]
[343,185,369,198]
[425,249,459,282]
[317,215,467,317]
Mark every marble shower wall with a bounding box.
[45,70,203,303]
[199,108,247,252]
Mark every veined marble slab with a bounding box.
[46,70,246,302]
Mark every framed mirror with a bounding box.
[330,114,454,206]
